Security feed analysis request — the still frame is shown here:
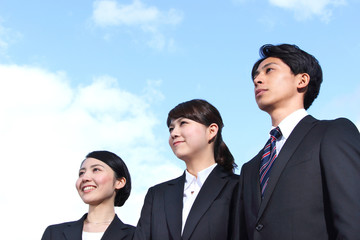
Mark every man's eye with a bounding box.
[266,68,273,73]
[169,127,174,132]
[93,168,100,172]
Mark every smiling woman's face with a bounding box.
[75,157,118,206]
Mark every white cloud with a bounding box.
[142,79,165,103]
[0,64,182,240]
[269,0,347,22]
[91,0,183,50]
[0,21,9,53]
[0,19,22,58]
[93,0,159,26]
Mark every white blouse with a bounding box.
[82,231,104,240]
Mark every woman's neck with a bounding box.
[185,156,216,177]
[83,203,115,233]
[87,203,115,223]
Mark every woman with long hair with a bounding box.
[135,99,239,240]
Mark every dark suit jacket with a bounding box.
[134,165,239,240]
[41,214,135,240]
[237,116,360,240]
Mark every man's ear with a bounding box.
[297,73,310,93]
[208,123,219,143]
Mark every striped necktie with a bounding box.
[259,126,282,197]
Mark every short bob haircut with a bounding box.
[85,150,131,207]
[167,99,236,172]
[251,44,323,110]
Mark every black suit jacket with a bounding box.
[237,115,360,240]
[41,214,135,240]
[134,165,239,240]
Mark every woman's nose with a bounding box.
[170,127,179,138]
[81,172,91,182]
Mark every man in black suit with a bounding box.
[237,44,360,239]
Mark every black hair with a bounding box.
[85,150,131,207]
[251,44,323,109]
[167,99,237,172]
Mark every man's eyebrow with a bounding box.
[261,62,278,70]
[253,62,278,79]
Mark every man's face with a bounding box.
[252,57,301,114]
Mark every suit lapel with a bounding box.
[182,165,231,240]
[101,215,133,240]
[257,115,318,221]
[164,173,185,240]
[247,152,262,215]
[63,214,86,240]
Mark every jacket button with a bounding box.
[255,224,264,231]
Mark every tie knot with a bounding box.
[270,126,282,140]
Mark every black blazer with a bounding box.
[41,214,135,240]
[237,115,360,240]
[134,165,239,240]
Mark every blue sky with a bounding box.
[1,0,359,239]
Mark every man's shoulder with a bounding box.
[317,117,359,136]
[305,116,358,132]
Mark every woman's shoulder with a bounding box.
[151,174,184,188]
[41,217,84,240]
[45,219,80,230]
[113,214,135,230]
[43,215,85,232]
[104,215,135,240]
[142,174,185,198]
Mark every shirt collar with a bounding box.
[184,163,217,189]
[275,109,308,139]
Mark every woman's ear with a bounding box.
[208,123,219,143]
[115,177,126,190]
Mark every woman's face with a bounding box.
[168,117,215,161]
[75,157,123,206]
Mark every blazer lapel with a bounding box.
[164,173,185,240]
[182,165,231,240]
[101,215,133,240]
[257,115,318,221]
[63,214,86,240]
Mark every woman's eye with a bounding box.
[93,168,100,172]
[79,171,84,177]
[180,121,187,125]
[169,127,174,132]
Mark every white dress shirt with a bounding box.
[272,108,308,155]
[182,163,217,234]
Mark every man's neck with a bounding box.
[269,107,304,126]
